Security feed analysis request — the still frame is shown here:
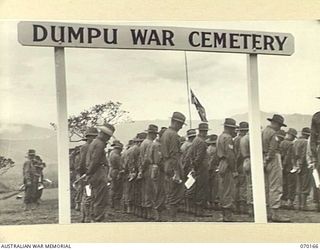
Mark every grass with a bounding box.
[0,188,58,225]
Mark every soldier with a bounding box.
[149,127,167,221]
[217,118,238,222]
[120,139,133,213]
[262,114,290,222]
[76,128,98,213]
[34,155,46,206]
[124,132,146,216]
[123,134,143,215]
[206,134,220,211]
[280,128,297,210]
[239,127,253,217]
[109,140,124,212]
[160,111,186,221]
[23,149,38,211]
[294,127,312,210]
[187,123,211,217]
[309,111,320,212]
[70,146,81,209]
[85,123,115,222]
[138,124,159,220]
[181,129,197,214]
[234,121,249,214]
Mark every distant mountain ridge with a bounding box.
[0,112,314,166]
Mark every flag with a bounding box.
[190,89,208,122]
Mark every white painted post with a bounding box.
[54,47,71,224]
[247,54,267,223]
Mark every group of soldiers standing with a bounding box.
[22,149,46,211]
[70,111,320,223]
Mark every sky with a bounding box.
[0,20,319,128]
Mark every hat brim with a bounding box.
[302,132,311,135]
[267,118,287,127]
[86,133,98,137]
[206,140,217,144]
[187,134,197,138]
[145,129,159,134]
[223,124,238,128]
[98,126,114,136]
[171,117,187,125]
[238,128,249,131]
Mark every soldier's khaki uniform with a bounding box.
[160,127,185,220]
[207,144,219,209]
[109,149,123,211]
[240,133,252,207]
[262,126,283,210]
[280,138,296,205]
[86,135,109,222]
[294,137,312,209]
[234,134,247,212]
[217,132,236,212]
[187,135,209,215]
[139,138,154,214]
[23,160,38,207]
[123,144,140,213]
[149,139,166,220]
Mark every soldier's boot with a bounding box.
[24,203,31,211]
[271,208,291,222]
[301,194,314,211]
[213,202,221,211]
[247,204,254,218]
[127,204,132,214]
[154,209,162,222]
[234,202,241,214]
[191,201,196,214]
[115,199,121,212]
[266,207,272,222]
[147,207,153,220]
[75,202,81,211]
[185,199,190,214]
[287,200,294,210]
[280,199,287,209]
[169,205,178,222]
[222,208,235,222]
[298,194,302,210]
[195,204,211,217]
[239,202,248,215]
[123,203,127,214]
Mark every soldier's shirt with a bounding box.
[126,144,141,173]
[293,137,308,167]
[187,136,208,172]
[234,134,245,162]
[217,131,236,172]
[160,127,181,164]
[23,160,37,183]
[207,144,219,171]
[240,133,250,159]
[310,111,320,163]
[86,136,107,177]
[280,139,295,169]
[109,150,122,170]
[150,139,162,165]
[180,140,193,168]
[262,126,278,161]
[139,138,154,172]
[78,141,91,175]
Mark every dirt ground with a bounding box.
[0,188,58,225]
[71,202,320,223]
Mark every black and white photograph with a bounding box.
[1,20,320,226]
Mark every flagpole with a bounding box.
[184,51,192,129]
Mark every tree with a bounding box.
[0,156,15,176]
[51,101,131,142]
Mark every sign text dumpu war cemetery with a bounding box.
[18,22,294,56]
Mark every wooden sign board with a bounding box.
[18,21,294,56]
